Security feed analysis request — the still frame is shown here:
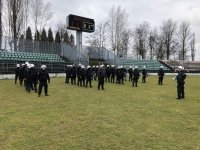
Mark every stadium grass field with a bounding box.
[0,75,200,149]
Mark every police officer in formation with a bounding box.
[97,65,106,90]
[65,65,71,84]
[128,66,133,82]
[29,64,38,93]
[71,65,77,85]
[142,66,148,83]
[132,66,140,87]
[110,65,116,83]
[174,66,186,99]
[19,64,25,86]
[14,64,20,84]
[105,65,111,82]
[38,65,50,97]
[86,66,93,88]
[158,66,165,85]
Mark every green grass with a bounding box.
[0,76,200,150]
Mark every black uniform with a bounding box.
[86,68,93,88]
[158,68,165,85]
[19,66,25,86]
[128,68,133,82]
[132,68,140,87]
[14,66,20,84]
[65,66,71,84]
[71,66,77,85]
[29,67,38,93]
[176,70,186,99]
[110,66,116,83]
[105,66,111,82]
[80,68,86,87]
[38,69,50,96]
[97,68,106,90]
[142,69,147,83]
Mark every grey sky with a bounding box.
[45,0,200,59]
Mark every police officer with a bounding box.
[86,66,93,88]
[77,64,82,86]
[128,66,133,82]
[65,65,71,84]
[132,66,140,87]
[158,66,165,85]
[174,66,186,99]
[105,65,111,82]
[142,66,148,83]
[97,65,106,90]
[19,64,25,86]
[25,64,31,92]
[110,65,116,83]
[71,64,77,85]
[38,65,50,97]
[29,64,38,93]
[14,64,20,84]
[80,65,86,87]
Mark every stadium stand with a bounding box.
[161,60,200,72]
[0,50,65,62]
[115,58,171,72]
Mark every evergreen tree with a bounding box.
[55,31,61,43]
[18,34,25,52]
[48,27,54,42]
[34,30,40,41]
[63,31,69,43]
[26,26,32,40]
[69,34,75,47]
[40,28,47,41]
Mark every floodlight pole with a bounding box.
[76,31,82,64]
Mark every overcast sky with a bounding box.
[45,0,200,59]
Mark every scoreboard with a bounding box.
[67,14,95,33]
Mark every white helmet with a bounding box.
[111,65,115,67]
[41,65,46,69]
[27,64,31,69]
[25,62,29,65]
[16,64,20,67]
[178,66,183,70]
[87,66,91,69]
[100,65,104,68]
[81,65,85,69]
[93,66,95,68]
[22,64,25,66]
[31,64,35,68]
[160,66,163,69]
[107,65,110,67]
[143,66,146,69]
[135,66,138,69]
[79,63,82,66]
[96,65,99,68]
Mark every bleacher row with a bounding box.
[0,50,65,63]
[161,60,200,72]
[116,59,170,71]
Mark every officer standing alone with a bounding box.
[174,66,186,100]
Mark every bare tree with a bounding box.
[148,28,158,60]
[0,0,2,48]
[6,0,24,51]
[133,22,150,59]
[31,0,53,33]
[160,19,177,60]
[190,33,195,61]
[154,36,165,60]
[23,0,31,36]
[107,6,129,60]
[178,21,191,61]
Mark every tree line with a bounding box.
[0,0,75,50]
[87,6,196,61]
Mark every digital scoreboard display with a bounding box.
[67,14,95,33]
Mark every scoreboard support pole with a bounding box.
[76,31,82,64]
